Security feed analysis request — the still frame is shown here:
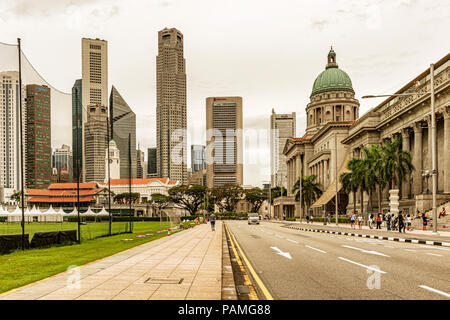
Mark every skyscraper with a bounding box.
[81,38,108,182]
[84,105,107,182]
[156,28,187,184]
[0,71,26,192]
[110,85,136,178]
[270,109,296,188]
[72,79,82,182]
[147,147,157,178]
[137,148,145,178]
[191,145,206,172]
[25,84,51,189]
[53,144,73,179]
[206,97,243,188]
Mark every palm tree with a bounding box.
[292,175,322,217]
[381,137,414,191]
[361,145,384,216]
[347,158,368,218]
[340,171,358,216]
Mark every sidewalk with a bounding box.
[0,222,225,300]
[273,220,450,245]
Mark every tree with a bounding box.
[269,186,287,204]
[381,136,414,190]
[210,184,244,213]
[347,158,368,218]
[114,192,140,204]
[10,191,21,204]
[292,175,322,215]
[244,187,268,213]
[340,171,359,216]
[361,144,386,214]
[168,184,207,216]
[150,193,171,216]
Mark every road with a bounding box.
[226,220,450,300]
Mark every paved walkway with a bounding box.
[274,220,450,242]
[0,222,223,300]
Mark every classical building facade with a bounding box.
[274,48,359,219]
[270,109,296,188]
[156,28,187,184]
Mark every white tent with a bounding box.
[38,205,63,223]
[64,208,78,217]
[0,206,9,217]
[7,206,23,222]
[97,207,109,216]
[82,206,96,216]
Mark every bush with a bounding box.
[309,216,350,224]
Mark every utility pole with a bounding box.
[75,87,81,244]
[18,38,25,250]
[335,133,339,226]
[128,133,132,233]
[430,64,438,234]
[107,116,111,236]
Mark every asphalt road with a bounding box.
[226,220,450,300]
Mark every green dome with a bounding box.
[311,67,354,97]
[109,140,117,147]
[311,48,354,97]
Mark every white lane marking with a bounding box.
[275,234,284,239]
[270,246,292,259]
[404,249,416,252]
[286,238,299,244]
[419,285,450,298]
[342,245,390,257]
[338,257,387,274]
[384,245,395,248]
[425,252,443,257]
[420,245,450,252]
[305,245,327,253]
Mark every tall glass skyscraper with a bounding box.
[110,85,136,179]
[72,79,82,182]
[191,145,206,172]
[147,147,157,178]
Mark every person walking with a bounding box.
[398,212,404,233]
[350,212,356,229]
[376,213,382,229]
[357,215,363,229]
[386,211,391,231]
[209,213,216,231]
[327,213,331,224]
[406,214,412,231]
[422,214,428,231]
[368,214,373,229]
[306,215,310,224]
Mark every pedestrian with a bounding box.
[386,211,391,231]
[357,215,363,229]
[350,212,356,229]
[406,214,412,231]
[439,207,446,219]
[376,213,382,229]
[327,213,331,224]
[306,215,310,224]
[209,213,216,231]
[368,214,374,229]
[422,214,428,231]
[398,211,404,233]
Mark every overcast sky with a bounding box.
[1,0,449,186]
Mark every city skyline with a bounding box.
[1,0,450,186]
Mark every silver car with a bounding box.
[248,213,260,225]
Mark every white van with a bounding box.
[248,213,260,225]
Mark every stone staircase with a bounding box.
[411,200,450,231]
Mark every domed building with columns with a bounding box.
[274,48,450,220]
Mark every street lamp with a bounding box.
[422,170,431,194]
[362,63,438,234]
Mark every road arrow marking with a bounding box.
[342,245,390,257]
[270,247,292,259]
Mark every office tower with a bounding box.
[81,38,108,181]
[147,147,157,178]
[0,71,26,192]
[25,84,52,189]
[270,109,296,188]
[156,28,187,183]
[84,105,107,182]
[191,145,206,172]
[110,85,136,178]
[72,79,82,182]
[53,144,72,173]
[105,140,120,182]
[137,148,145,178]
[206,97,243,188]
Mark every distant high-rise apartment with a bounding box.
[110,85,136,179]
[206,97,243,188]
[84,105,107,182]
[137,148,145,178]
[156,28,187,184]
[270,109,296,188]
[81,38,108,182]
[0,71,26,192]
[25,84,52,189]
[147,147,157,178]
[72,79,82,182]
[191,145,206,172]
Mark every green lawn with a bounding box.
[0,221,195,294]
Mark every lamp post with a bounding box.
[362,63,438,234]
[422,170,431,194]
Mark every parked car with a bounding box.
[248,213,260,225]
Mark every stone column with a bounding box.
[444,108,450,193]
[401,128,411,199]
[287,159,291,195]
[413,122,423,195]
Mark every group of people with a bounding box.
[348,210,431,232]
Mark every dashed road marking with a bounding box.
[419,285,450,298]
[286,239,299,244]
[305,245,327,253]
[338,257,387,274]
[425,252,443,257]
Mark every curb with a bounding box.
[221,223,237,300]
[280,223,450,247]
